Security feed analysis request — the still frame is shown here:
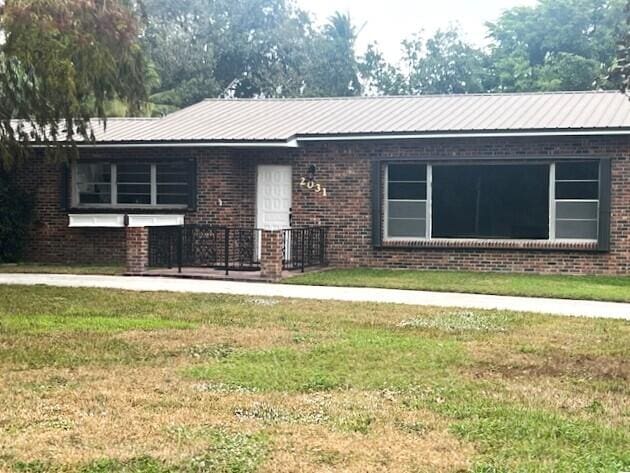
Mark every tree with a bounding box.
[608,0,629,96]
[403,28,490,94]
[360,27,489,95]
[142,0,315,109]
[0,0,147,167]
[487,0,626,91]
[303,12,362,97]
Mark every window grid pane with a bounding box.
[554,161,599,240]
[76,163,112,205]
[387,164,427,239]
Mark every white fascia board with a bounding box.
[72,141,299,148]
[295,130,630,142]
[127,214,184,227]
[68,214,125,228]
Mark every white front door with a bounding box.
[256,165,292,230]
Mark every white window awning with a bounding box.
[68,214,184,228]
[126,214,184,227]
[68,214,125,228]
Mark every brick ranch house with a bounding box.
[14,91,630,278]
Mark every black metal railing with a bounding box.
[149,225,261,274]
[283,226,328,272]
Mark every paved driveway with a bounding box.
[1,273,629,320]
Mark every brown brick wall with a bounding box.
[260,230,284,280]
[12,135,630,274]
[125,226,148,274]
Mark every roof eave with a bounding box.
[294,128,630,142]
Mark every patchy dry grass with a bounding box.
[0,284,628,472]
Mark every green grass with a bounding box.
[0,314,193,333]
[0,284,628,472]
[402,383,630,472]
[0,263,124,275]
[286,268,630,302]
[188,329,464,392]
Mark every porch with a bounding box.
[128,224,329,281]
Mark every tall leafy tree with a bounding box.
[608,0,630,96]
[142,0,315,109]
[487,0,626,91]
[304,12,362,96]
[0,0,147,167]
[360,27,489,95]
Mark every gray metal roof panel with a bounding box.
[75,91,630,142]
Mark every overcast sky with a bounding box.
[296,0,538,63]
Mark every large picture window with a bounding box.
[73,161,192,208]
[432,164,549,239]
[383,160,601,243]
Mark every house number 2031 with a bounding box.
[300,177,327,197]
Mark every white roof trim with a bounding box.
[71,140,299,148]
[295,129,630,142]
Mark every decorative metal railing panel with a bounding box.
[283,226,329,272]
[149,225,261,274]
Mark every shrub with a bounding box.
[0,171,33,262]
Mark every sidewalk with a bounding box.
[1,273,629,320]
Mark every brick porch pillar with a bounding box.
[260,230,284,280]
[125,226,149,275]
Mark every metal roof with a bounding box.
[54,91,630,144]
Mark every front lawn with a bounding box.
[286,268,630,302]
[0,285,628,472]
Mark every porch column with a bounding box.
[125,226,149,275]
[260,230,284,280]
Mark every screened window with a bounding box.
[74,161,191,208]
[386,164,427,238]
[554,161,599,240]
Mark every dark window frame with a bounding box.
[71,159,196,210]
[372,157,611,251]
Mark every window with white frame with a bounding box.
[553,161,599,240]
[383,160,601,242]
[386,164,428,238]
[73,161,191,208]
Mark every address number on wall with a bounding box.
[300,177,328,197]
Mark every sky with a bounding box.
[296,0,538,63]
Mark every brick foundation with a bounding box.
[125,227,148,274]
[12,135,630,275]
[260,230,284,280]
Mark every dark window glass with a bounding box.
[432,164,549,239]
[156,162,189,206]
[117,163,151,205]
[556,182,598,200]
[556,161,598,181]
[388,182,427,200]
[388,164,427,181]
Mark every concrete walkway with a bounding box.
[1,273,629,320]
